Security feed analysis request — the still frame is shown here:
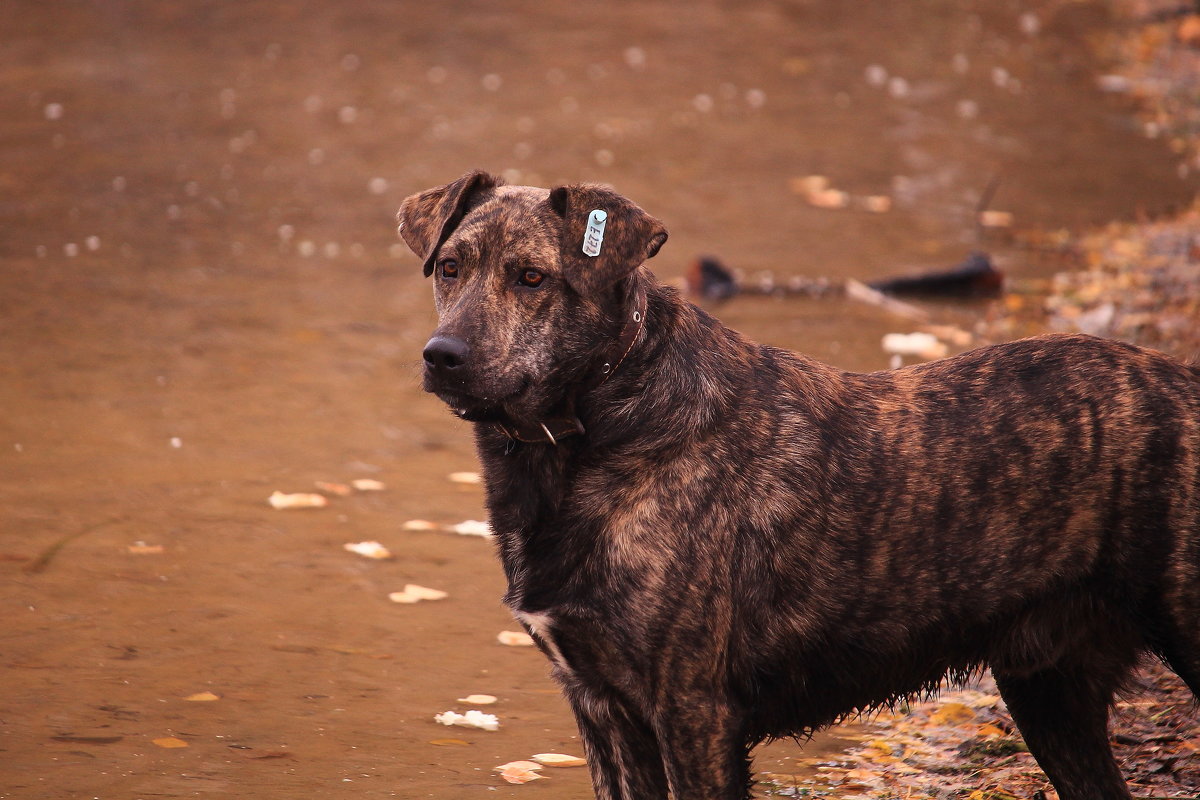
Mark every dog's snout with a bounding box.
[423,335,471,375]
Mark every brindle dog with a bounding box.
[398,170,1200,800]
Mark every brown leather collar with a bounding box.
[493,284,647,446]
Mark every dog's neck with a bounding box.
[490,282,648,446]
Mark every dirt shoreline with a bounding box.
[981,0,1200,362]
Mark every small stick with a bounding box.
[23,517,129,574]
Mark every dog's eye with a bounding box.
[518,269,545,288]
[438,259,459,279]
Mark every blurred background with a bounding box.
[1,1,1197,798]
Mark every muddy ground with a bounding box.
[1,2,1195,798]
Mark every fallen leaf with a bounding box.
[497,630,535,647]
[1177,14,1200,45]
[457,694,498,705]
[402,519,438,531]
[314,481,353,496]
[434,710,499,731]
[531,753,587,767]
[979,210,1014,228]
[860,195,892,213]
[127,541,164,554]
[184,691,220,702]
[807,188,851,209]
[448,519,492,537]
[389,584,448,604]
[430,738,471,747]
[496,761,545,784]
[964,693,1002,709]
[789,175,829,195]
[351,478,385,492]
[843,767,880,783]
[882,332,947,360]
[268,491,328,510]
[343,541,392,559]
[448,471,482,484]
[929,701,976,726]
[153,737,189,749]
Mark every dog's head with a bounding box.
[397,170,668,426]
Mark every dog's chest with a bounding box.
[512,609,571,673]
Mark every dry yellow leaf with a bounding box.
[496,760,545,784]
[1179,15,1200,45]
[807,188,850,209]
[343,541,392,559]
[389,584,448,604]
[497,630,535,647]
[976,722,1007,739]
[979,210,1014,228]
[184,691,220,702]
[153,737,189,748]
[843,767,879,783]
[268,491,328,510]
[456,694,497,705]
[860,195,892,213]
[789,175,829,195]
[531,753,587,767]
[928,701,976,726]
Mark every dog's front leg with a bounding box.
[653,696,751,800]
[563,684,669,800]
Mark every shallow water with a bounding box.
[0,1,1193,797]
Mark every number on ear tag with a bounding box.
[582,209,607,257]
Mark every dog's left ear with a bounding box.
[549,184,668,295]
[397,170,504,277]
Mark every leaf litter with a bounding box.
[759,666,1199,798]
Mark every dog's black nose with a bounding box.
[423,335,470,374]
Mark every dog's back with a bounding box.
[735,333,1200,735]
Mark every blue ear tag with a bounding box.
[582,209,607,257]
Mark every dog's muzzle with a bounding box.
[422,334,471,378]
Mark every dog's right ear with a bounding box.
[397,170,503,277]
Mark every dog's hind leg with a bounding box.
[1160,614,1200,698]
[993,665,1133,800]
[1160,542,1200,698]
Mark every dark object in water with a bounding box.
[685,252,1004,303]
[868,251,1004,299]
[686,256,739,301]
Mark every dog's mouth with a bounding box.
[431,378,531,424]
